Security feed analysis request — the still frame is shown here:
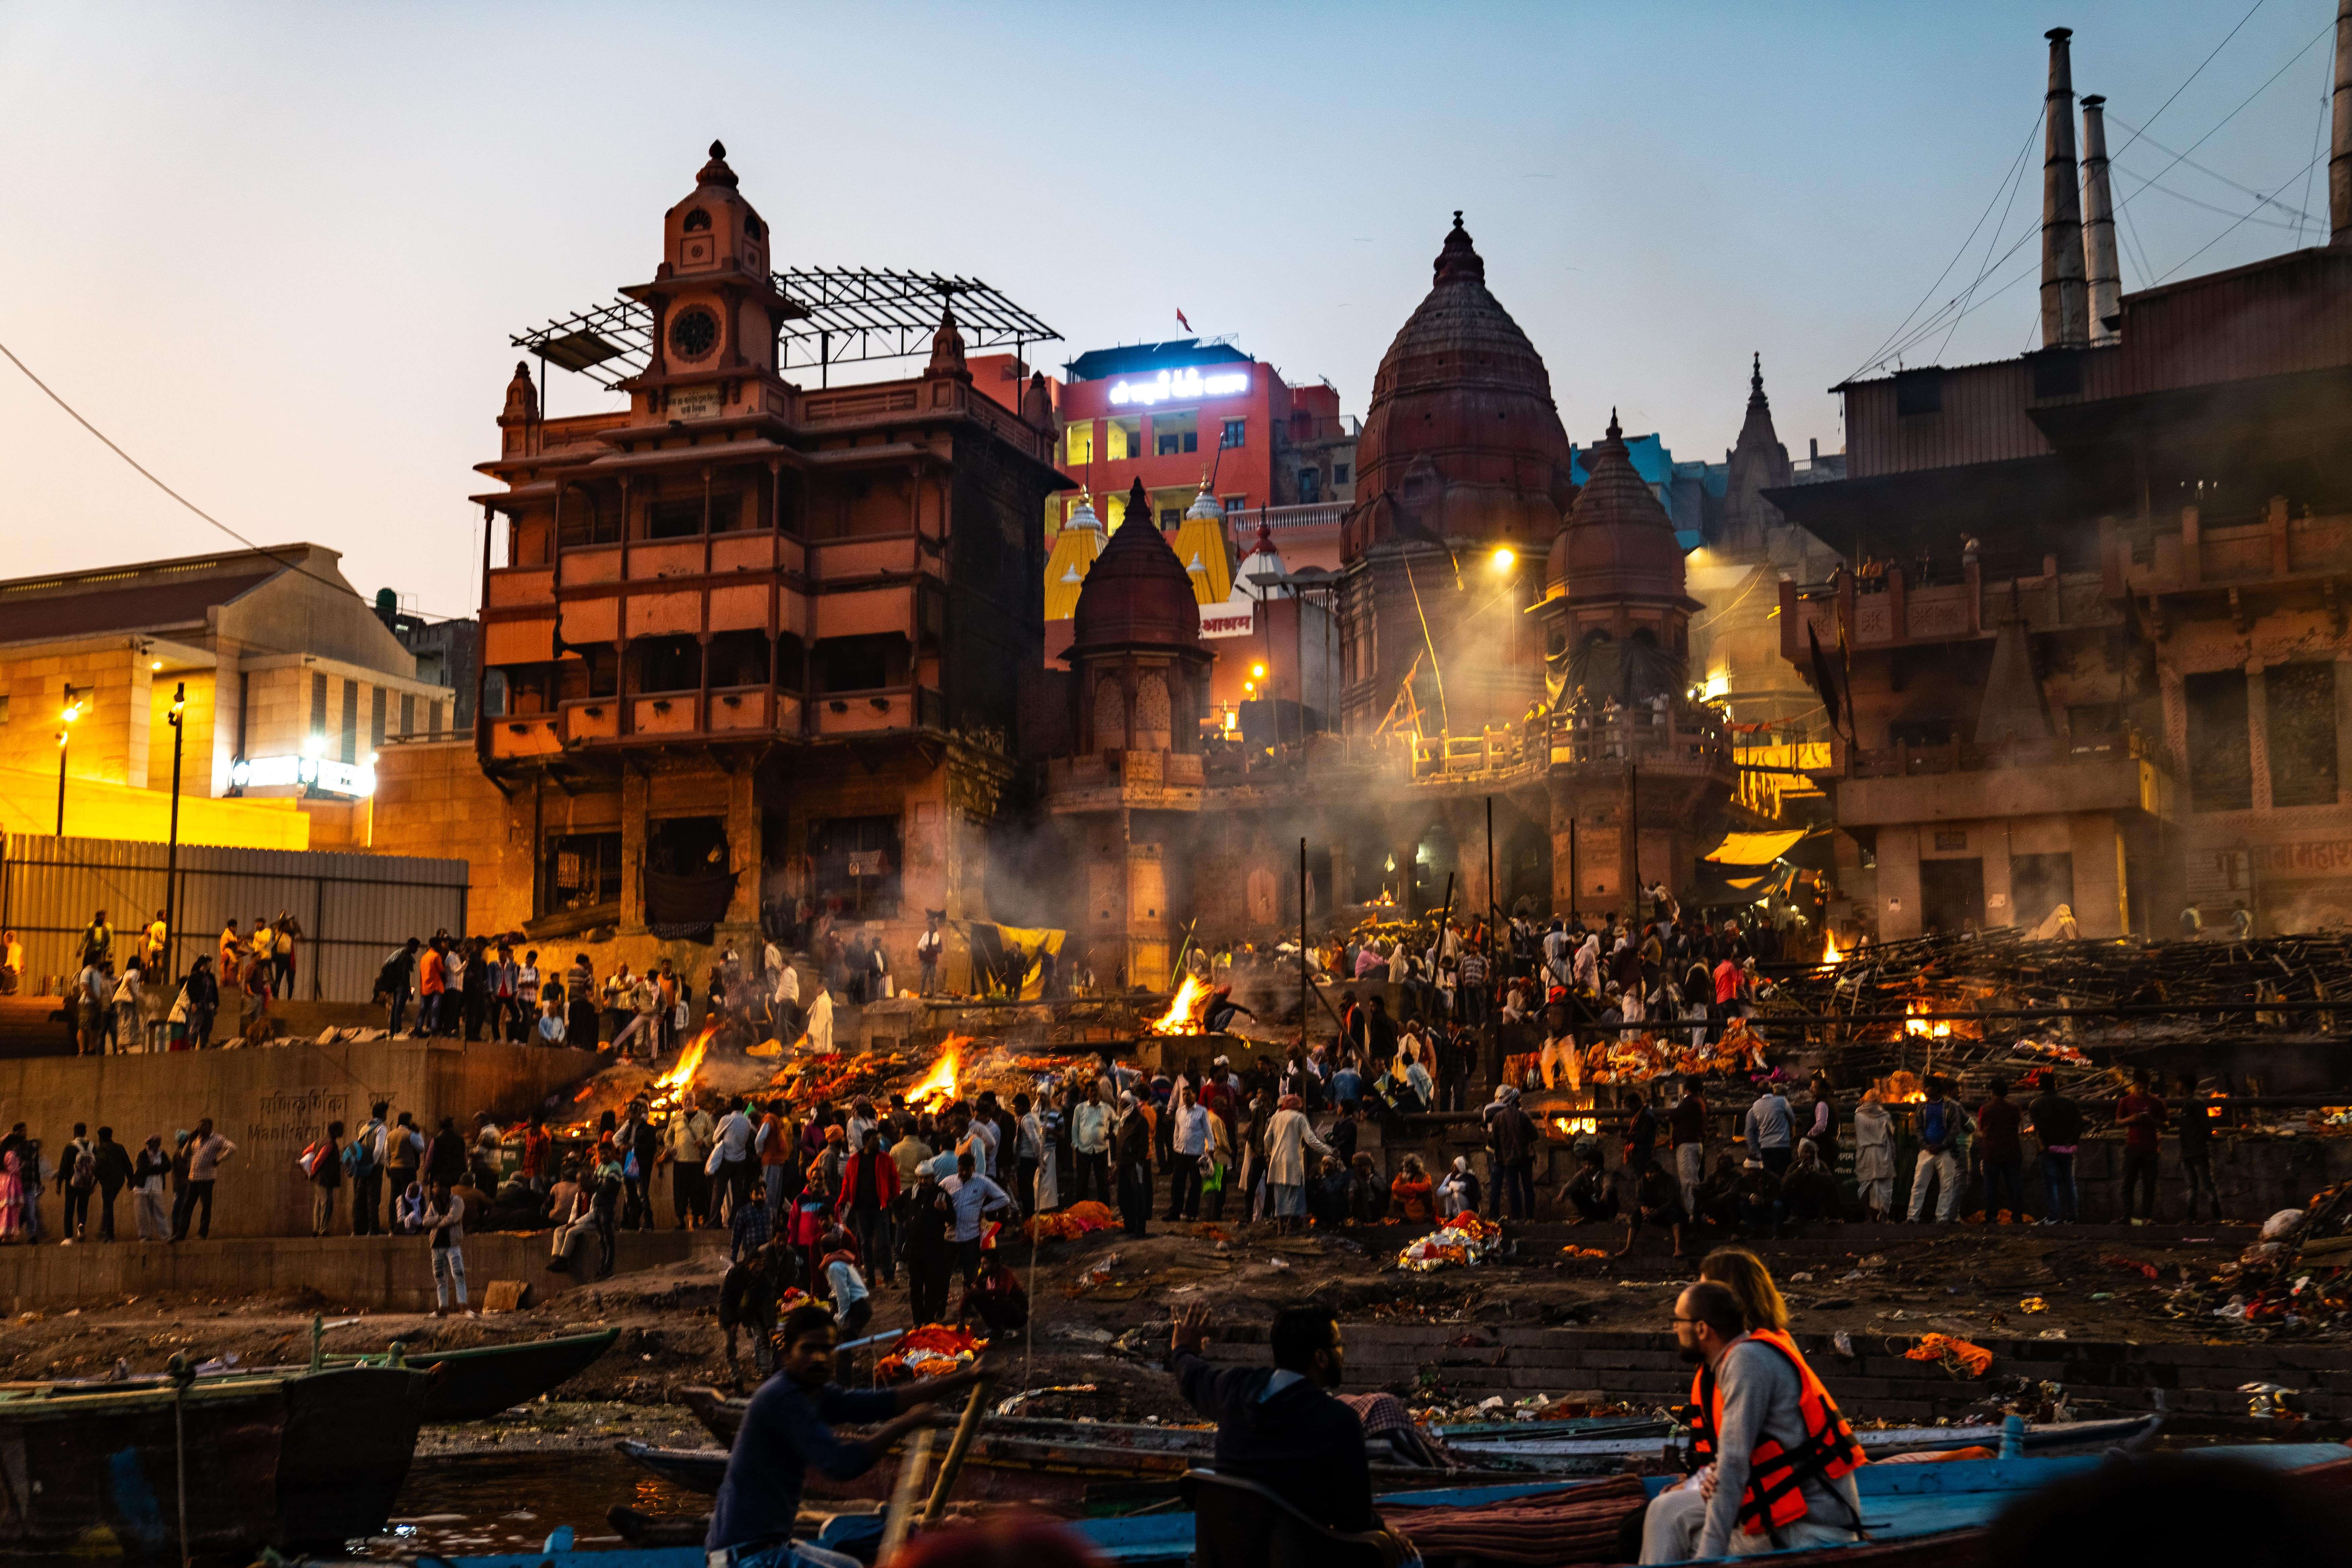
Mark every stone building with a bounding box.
[1770,27,2352,940]
[380,143,1067,973]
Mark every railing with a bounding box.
[1245,502,1348,533]
[1546,707,1728,771]
[1189,707,1730,787]
[1845,726,2155,779]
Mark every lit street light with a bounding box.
[54,687,82,836]
[1489,545,1516,574]
[164,682,187,982]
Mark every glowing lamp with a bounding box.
[1490,546,1516,574]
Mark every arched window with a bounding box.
[1135,672,1173,744]
[683,207,712,232]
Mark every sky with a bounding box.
[0,0,2340,621]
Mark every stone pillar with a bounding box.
[1983,829,2015,929]
[620,766,649,928]
[2159,666,2188,778]
[1329,843,1355,909]
[2069,815,2127,938]
[724,761,761,927]
[2336,657,2352,804]
[210,639,245,797]
[2247,660,2273,813]
[1877,825,1923,940]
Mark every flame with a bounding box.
[1150,973,1212,1035]
[1820,929,1845,966]
[1900,1002,1951,1039]
[904,1035,968,1106]
[652,1024,715,1105]
[1551,1114,1598,1136]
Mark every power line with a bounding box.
[2107,0,2273,163]
[2113,161,2311,229]
[2102,20,2334,224]
[0,336,468,624]
[2152,144,2331,283]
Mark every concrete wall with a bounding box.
[0,1228,717,1314]
[0,1040,599,1238]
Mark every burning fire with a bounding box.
[1150,973,1212,1035]
[1902,1002,1951,1039]
[651,1025,715,1108]
[1820,929,1845,966]
[903,1036,968,1107]
[1552,1114,1598,1136]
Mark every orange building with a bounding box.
[437,143,1068,966]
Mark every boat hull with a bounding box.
[356,1328,621,1422]
[0,1365,432,1559]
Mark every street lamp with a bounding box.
[164,682,187,983]
[54,687,82,836]
[1489,545,1516,574]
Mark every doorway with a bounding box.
[2009,851,2075,932]
[1919,858,1986,934]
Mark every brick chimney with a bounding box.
[2041,29,2090,348]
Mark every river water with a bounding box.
[360,1452,709,1559]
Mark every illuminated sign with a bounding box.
[1199,611,1258,638]
[229,754,377,798]
[1107,368,1250,406]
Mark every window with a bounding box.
[341,679,359,763]
[636,635,701,694]
[1066,425,1094,465]
[819,634,904,693]
[1894,368,1944,417]
[1156,429,1198,455]
[310,672,328,746]
[808,814,904,919]
[707,629,771,688]
[429,699,445,735]
[2266,662,2338,807]
[1108,418,1142,461]
[1298,468,1321,503]
[1221,418,1246,449]
[0,694,10,725]
[1221,494,1247,519]
[2186,670,2253,812]
[647,498,704,539]
[1159,507,1184,529]
[2031,348,2082,400]
[683,207,712,232]
[1332,462,1350,484]
[370,687,386,749]
[400,694,416,735]
[542,830,623,916]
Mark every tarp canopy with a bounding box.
[1702,828,1809,865]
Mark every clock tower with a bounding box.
[619,141,804,421]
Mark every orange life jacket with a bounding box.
[1684,1329,1866,1537]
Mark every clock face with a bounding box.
[669,306,720,360]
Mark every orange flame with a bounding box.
[653,1024,716,1101]
[1551,1114,1598,1136]
[904,1035,967,1106]
[1902,1002,1951,1039]
[1150,973,1212,1035]
[1820,929,1845,966]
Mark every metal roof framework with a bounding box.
[511,268,1060,390]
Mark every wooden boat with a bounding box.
[337,1327,621,1421]
[1443,1412,2163,1463]
[388,1443,2352,1568]
[8,1327,620,1425]
[0,1363,433,1559]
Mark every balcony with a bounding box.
[561,698,621,743]
[1834,728,2175,827]
[1780,565,2121,659]
[489,715,563,759]
[706,686,775,733]
[1547,706,1729,776]
[1046,748,1209,810]
[632,692,701,736]
[813,688,941,736]
[2115,501,2352,600]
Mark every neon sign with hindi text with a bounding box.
[1107,368,1251,406]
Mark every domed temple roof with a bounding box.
[1070,479,1203,654]
[1346,213,1574,558]
[1549,411,1692,604]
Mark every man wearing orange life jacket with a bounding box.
[1639,1281,1867,1561]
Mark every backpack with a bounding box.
[343,1129,379,1179]
[70,1151,96,1192]
[1920,1099,1952,1150]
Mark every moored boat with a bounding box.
[0,1363,433,1559]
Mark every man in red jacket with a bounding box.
[836,1126,899,1285]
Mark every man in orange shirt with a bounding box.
[418,938,447,1038]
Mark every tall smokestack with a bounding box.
[2333,0,2352,243]
[2080,95,2121,345]
[2041,28,2090,348]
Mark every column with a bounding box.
[2069,816,2126,938]
[724,760,761,928]
[2158,666,2188,779]
[1877,826,1923,940]
[619,766,649,929]
[2246,659,2272,813]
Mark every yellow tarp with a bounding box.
[1703,828,1808,865]
[0,765,310,850]
[1042,521,1101,622]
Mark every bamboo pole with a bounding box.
[879,1427,937,1562]
[920,1376,995,1525]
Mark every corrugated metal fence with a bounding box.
[1,833,469,1001]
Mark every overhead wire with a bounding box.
[2151,143,2332,283]
[0,336,468,625]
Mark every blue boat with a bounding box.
[401,1442,2352,1568]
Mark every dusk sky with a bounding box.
[0,1,2338,621]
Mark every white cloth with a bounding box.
[1262,1107,1331,1188]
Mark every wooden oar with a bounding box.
[920,1377,996,1526]
[878,1426,936,1562]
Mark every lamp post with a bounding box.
[164,683,187,984]
[54,687,82,836]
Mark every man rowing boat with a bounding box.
[705,1303,986,1568]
